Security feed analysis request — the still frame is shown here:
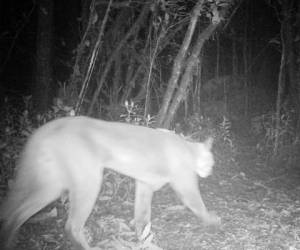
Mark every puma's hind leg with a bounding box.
[0,184,63,250]
[65,168,103,250]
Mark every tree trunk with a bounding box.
[195,60,203,114]
[296,0,300,133]
[34,0,54,113]
[232,30,238,77]
[283,0,300,132]
[75,0,113,114]
[274,15,286,155]
[243,0,249,117]
[162,23,219,128]
[215,34,220,78]
[156,0,206,127]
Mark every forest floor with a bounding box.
[1,140,300,250]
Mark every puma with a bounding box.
[0,116,220,250]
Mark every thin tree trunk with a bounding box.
[296,0,300,134]
[215,34,220,78]
[156,0,206,127]
[284,0,299,132]
[87,3,150,115]
[75,0,112,114]
[121,64,143,103]
[232,30,238,77]
[163,23,219,128]
[34,0,53,113]
[112,53,122,104]
[70,0,96,91]
[274,20,286,155]
[195,59,203,114]
[243,0,249,117]
[144,10,167,118]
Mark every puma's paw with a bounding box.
[203,211,221,226]
[197,164,212,178]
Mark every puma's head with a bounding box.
[194,138,214,178]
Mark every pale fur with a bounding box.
[0,116,220,250]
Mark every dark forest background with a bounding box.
[0,0,300,249]
[1,0,300,140]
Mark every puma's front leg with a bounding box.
[171,173,220,226]
[186,192,220,226]
[134,181,154,237]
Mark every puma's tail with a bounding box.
[0,155,64,249]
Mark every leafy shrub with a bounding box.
[183,114,236,163]
[251,108,295,159]
[185,114,234,146]
[120,100,155,127]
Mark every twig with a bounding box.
[75,0,113,114]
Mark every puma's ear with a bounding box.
[204,137,213,150]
